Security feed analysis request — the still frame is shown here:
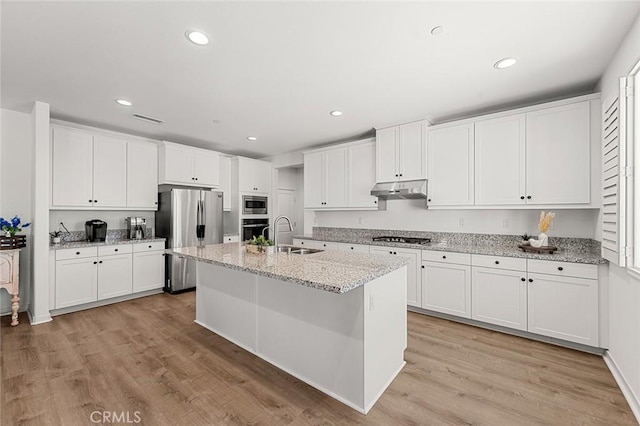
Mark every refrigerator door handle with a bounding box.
[196,199,205,241]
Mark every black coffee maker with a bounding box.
[85,219,107,242]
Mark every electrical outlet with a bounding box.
[503,219,511,229]
[458,218,465,229]
[313,216,318,224]
[357,216,363,225]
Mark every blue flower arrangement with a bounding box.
[0,215,31,236]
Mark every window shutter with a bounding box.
[601,78,628,266]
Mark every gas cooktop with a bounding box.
[372,236,432,245]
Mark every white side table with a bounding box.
[0,249,21,326]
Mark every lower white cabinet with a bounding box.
[527,272,598,346]
[370,246,421,308]
[292,239,338,250]
[133,250,165,292]
[337,242,370,253]
[55,257,98,309]
[471,267,527,331]
[98,254,133,299]
[421,260,471,318]
[224,235,240,243]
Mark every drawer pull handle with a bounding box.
[93,261,97,265]
[442,255,447,259]
[114,248,118,252]
[528,278,533,283]
[495,260,500,264]
[558,266,564,271]
[389,251,393,254]
[76,252,80,255]
[148,245,152,248]
[99,260,103,264]
[521,277,525,281]
[393,251,397,255]
[421,265,425,269]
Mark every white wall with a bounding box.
[314,205,599,238]
[0,108,34,315]
[274,167,305,237]
[596,12,640,420]
[49,210,156,234]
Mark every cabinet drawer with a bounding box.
[56,246,98,261]
[337,242,370,253]
[224,235,239,243]
[422,250,470,265]
[527,259,597,279]
[133,241,166,252]
[471,254,526,271]
[98,244,133,257]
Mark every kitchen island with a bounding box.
[169,243,409,414]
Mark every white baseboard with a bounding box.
[27,310,52,325]
[604,351,640,424]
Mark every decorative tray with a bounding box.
[518,243,558,254]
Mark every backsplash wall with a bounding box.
[49,210,156,234]
[311,201,599,239]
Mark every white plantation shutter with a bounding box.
[601,78,628,266]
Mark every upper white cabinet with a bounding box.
[51,127,94,208]
[219,155,232,211]
[304,148,347,208]
[376,121,426,183]
[525,102,591,205]
[475,114,526,205]
[347,141,378,208]
[236,157,272,194]
[159,141,220,188]
[92,135,127,208]
[426,123,474,206]
[127,141,158,209]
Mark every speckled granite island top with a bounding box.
[169,243,410,293]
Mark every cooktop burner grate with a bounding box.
[372,236,432,245]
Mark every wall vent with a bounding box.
[132,113,164,124]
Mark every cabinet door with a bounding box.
[127,141,158,209]
[527,273,598,346]
[304,152,324,208]
[163,144,195,184]
[97,254,133,300]
[376,127,398,182]
[371,246,421,308]
[133,251,165,292]
[194,150,220,187]
[51,127,93,207]
[421,261,471,318]
[475,114,526,205]
[237,157,255,192]
[219,156,231,211]
[472,267,527,330]
[324,148,347,207]
[399,121,426,181]
[526,101,591,204]
[427,124,474,205]
[252,160,272,194]
[55,258,98,308]
[337,243,370,253]
[347,141,378,208]
[93,135,127,207]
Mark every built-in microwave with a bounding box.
[242,195,268,215]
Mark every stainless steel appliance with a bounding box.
[242,218,270,241]
[370,179,428,209]
[156,188,223,293]
[242,195,268,215]
[85,219,107,242]
[125,217,147,239]
[372,236,432,245]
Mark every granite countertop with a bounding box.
[168,243,410,294]
[293,235,606,265]
[50,237,166,250]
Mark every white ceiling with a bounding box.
[2,1,639,158]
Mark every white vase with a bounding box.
[538,232,549,247]
[52,236,61,244]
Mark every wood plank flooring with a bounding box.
[1,292,636,425]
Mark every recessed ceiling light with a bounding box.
[329,110,343,117]
[115,99,132,106]
[430,26,444,36]
[494,57,517,69]
[247,136,257,141]
[185,30,210,46]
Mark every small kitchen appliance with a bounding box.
[126,217,147,239]
[85,219,107,242]
[242,195,268,215]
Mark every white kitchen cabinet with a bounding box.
[92,135,127,208]
[237,157,272,194]
[525,101,591,205]
[337,242,370,253]
[471,266,527,331]
[426,123,474,206]
[224,235,240,243]
[159,141,220,188]
[370,246,421,308]
[303,148,347,208]
[474,114,526,205]
[127,140,158,209]
[219,155,232,211]
[132,249,165,292]
[527,272,598,346]
[421,260,471,318]
[292,239,338,250]
[347,141,378,208]
[97,254,133,300]
[55,257,98,309]
[376,121,426,183]
[51,126,94,207]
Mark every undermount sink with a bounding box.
[275,246,324,255]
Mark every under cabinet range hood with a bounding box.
[370,179,429,203]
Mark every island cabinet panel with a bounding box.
[471,266,527,331]
[421,261,471,318]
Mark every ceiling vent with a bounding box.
[132,113,164,124]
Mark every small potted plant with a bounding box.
[50,231,62,244]
[0,215,30,250]
[245,235,275,254]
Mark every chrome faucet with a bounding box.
[273,215,293,247]
[261,225,271,239]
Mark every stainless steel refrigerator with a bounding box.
[156,188,223,293]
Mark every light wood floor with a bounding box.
[1,292,636,425]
